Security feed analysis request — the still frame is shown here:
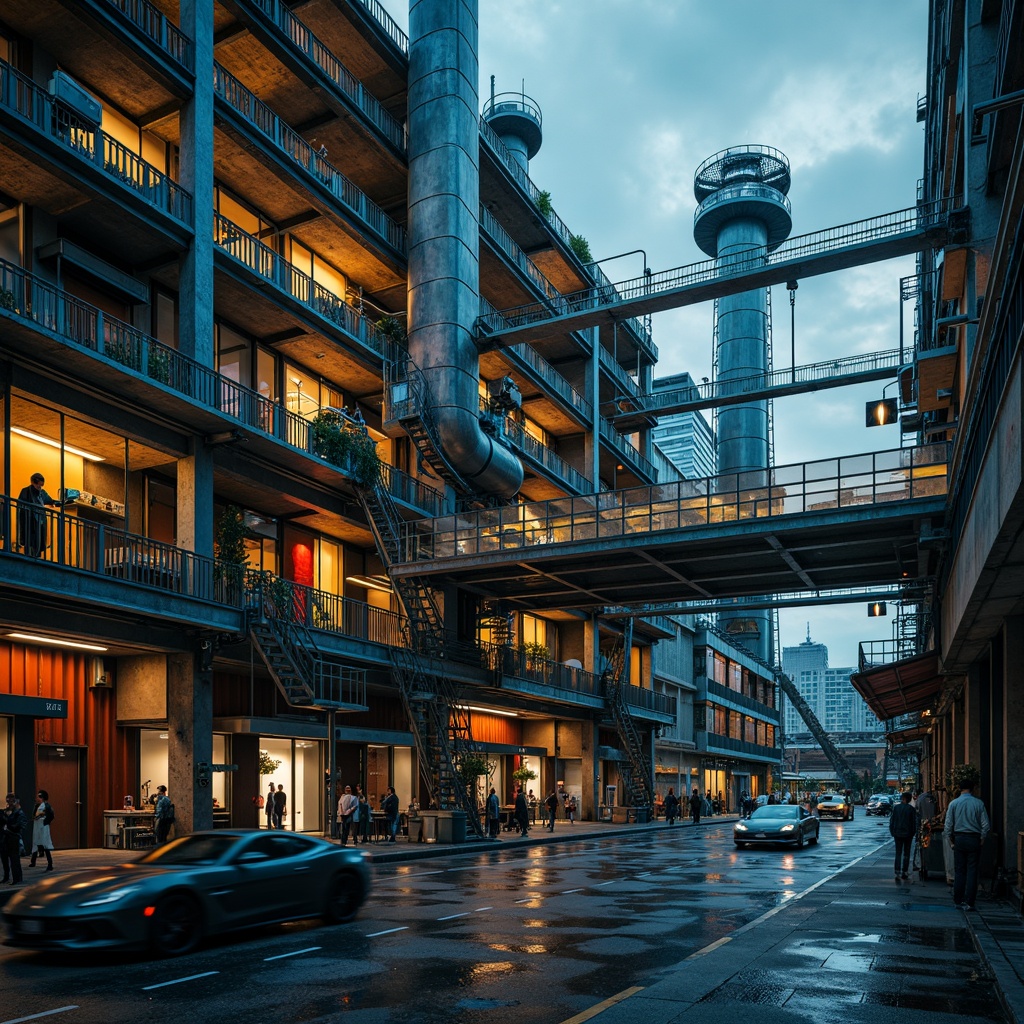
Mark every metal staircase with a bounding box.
[776,671,856,790]
[600,620,654,809]
[351,449,486,837]
[246,577,367,711]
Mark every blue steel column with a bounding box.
[693,147,793,662]
[407,0,522,498]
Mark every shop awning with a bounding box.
[888,723,933,746]
[851,652,942,720]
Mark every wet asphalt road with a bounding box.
[0,815,892,1024]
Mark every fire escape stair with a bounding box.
[601,620,654,809]
[354,464,485,838]
[247,586,367,711]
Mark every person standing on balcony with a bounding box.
[17,473,63,557]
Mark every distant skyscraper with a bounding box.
[782,626,882,736]
[652,373,717,480]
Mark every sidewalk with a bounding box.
[2,820,1022,1024]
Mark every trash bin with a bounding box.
[419,811,438,843]
[434,810,467,844]
[634,807,651,824]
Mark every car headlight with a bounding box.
[79,886,141,907]
[780,824,795,832]
[735,823,748,832]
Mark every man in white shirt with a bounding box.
[943,778,991,910]
[338,785,358,845]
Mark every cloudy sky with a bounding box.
[393,1,928,668]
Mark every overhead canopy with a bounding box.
[888,723,933,746]
[851,652,942,720]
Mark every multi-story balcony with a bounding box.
[212,63,406,298]
[699,677,781,721]
[697,733,780,761]
[499,415,592,495]
[0,59,192,257]
[0,257,446,519]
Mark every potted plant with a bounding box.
[521,640,549,674]
[259,750,281,778]
[214,505,248,600]
[511,765,537,788]
[311,410,381,486]
[945,763,979,791]
[569,234,592,264]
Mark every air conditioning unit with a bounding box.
[48,71,102,130]
[89,656,111,689]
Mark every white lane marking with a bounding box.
[437,912,469,921]
[263,946,321,961]
[593,880,616,887]
[392,869,445,878]
[142,971,219,991]
[561,888,584,894]
[474,906,493,912]
[1,1009,79,1024]
[367,926,409,937]
[515,897,539,903]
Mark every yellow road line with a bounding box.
[558,986,645,1024]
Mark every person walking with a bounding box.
[689,787,702,826]
[383,786,400,843]
[337,785,357,845]
[272,784,287,831]
[565,793,577,825]
[2,795,27,885]
[354,785,370,844]
[514,787,530,837]
[29,790,54,871]
[486,787,501,840]
[544,789,558,832]
[153,785,174,844]
[889,791,917,880]
[265,783,275,829]
[663,788,679,826]
[943,777,991,910]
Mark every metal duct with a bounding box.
[407,0,523,499]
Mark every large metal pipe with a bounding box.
[407,0,523,499]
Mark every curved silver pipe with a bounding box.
[407,0,523,499]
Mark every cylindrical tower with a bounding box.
[693,145,792,662]
[482,88,543,171]
[407,0,522,498]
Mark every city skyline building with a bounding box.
[651,372,717,480]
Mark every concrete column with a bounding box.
[967,661,983,774]
[1003,619,1024,869]
[167,652,213,833]
[176,440,214,557]
[580,718,600,822]
[178,0,215,366]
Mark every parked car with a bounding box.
[865,794,894,816]
[817,792,854,820]
[3,830,371,956]
[734,805,820,848]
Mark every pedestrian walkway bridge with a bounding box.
[477,201,957,347]
[390,444,949,612]
[611,347,910,425]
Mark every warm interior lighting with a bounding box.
[8,632,108,651]
[867,602,888,618]
[456,704,518,718]
[11,426,105,462]
[346,574,393,593]
[865,398,898,428]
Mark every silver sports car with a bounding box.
[3,830,371,956]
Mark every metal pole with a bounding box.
[787,280,798,383]
[327,708,337,840]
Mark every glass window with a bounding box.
[154,291,178,348]
[520,614,548,650]
[217,324,251,386]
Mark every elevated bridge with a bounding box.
[477,201,959,347]
[390,444,949,612]
[611,347,910,426]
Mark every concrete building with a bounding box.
[782,631,882,738]
[651,373,716,481]
[851,0,1024,878]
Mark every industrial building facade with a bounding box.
[0,0,785,846]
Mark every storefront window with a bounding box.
[139,730,227,810]
[261,737,322,833]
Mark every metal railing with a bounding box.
[213,213,385,356]
[481,200,954,333]
[353,0,408,53]
[694,181,792,228]
[0,60,192,225]
[479,205,561,301]
[598,420,657,481]
[213,63,406,254]
[400,443,950,561]
[621,683,676,718]
[493,645,603,700]
[103,0,194,70]
[499,416,593,494]
[0,257,446,519]
[703,677,780,719]
[243,0,405,151]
